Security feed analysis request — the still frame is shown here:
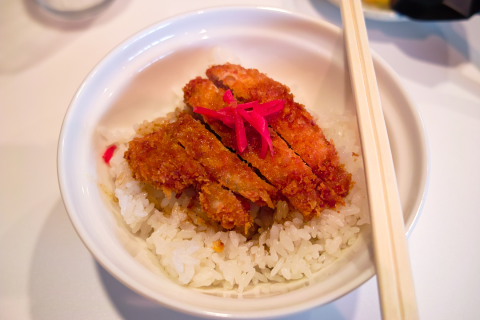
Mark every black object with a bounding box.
[392,0,480,20]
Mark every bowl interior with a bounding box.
[58,7,427,318]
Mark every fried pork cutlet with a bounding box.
[206,63,352,199]
[199,183,252,231]
[184,77,335,218]
[124,125,207,194]
[124,123,253,231]
[171,112,277,208]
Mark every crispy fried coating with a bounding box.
[124,126,207,194]
[171,112,277,208]
[199,183,253,232]
[124,64,353,232]
[184,77,332,218]
[206,63,352,199]
[124,123,253,231]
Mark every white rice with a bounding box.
[104,107,369,295]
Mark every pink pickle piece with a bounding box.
[102,145,117,165]
[194,90,285,158]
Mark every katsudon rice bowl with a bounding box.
[58,7,426,319]
[99,63,370,294]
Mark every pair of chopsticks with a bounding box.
[339,1,419,319]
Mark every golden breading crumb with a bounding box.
[213,240,225,253]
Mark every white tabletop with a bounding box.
[1,1,479,319]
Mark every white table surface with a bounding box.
[1,0,479,319]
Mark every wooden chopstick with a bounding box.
[339,1,419,319]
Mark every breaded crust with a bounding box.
[124,126,207,194]
[184,77,336,218]
[172,112,277,208]
[199,183,253,232]
[124,122,253,231]
[206,63,352,199]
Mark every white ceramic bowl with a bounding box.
[58,7,427,319]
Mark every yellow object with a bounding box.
[363,0,390,9]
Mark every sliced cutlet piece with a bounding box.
[124,124,253,231]
[170,112,277,208]
[124,126,207,194]
[206,63,352,199]
[184,78,330,218]
[199,183,253,232]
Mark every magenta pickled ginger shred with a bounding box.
[194,90,284,158]
[102,145,117,165]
